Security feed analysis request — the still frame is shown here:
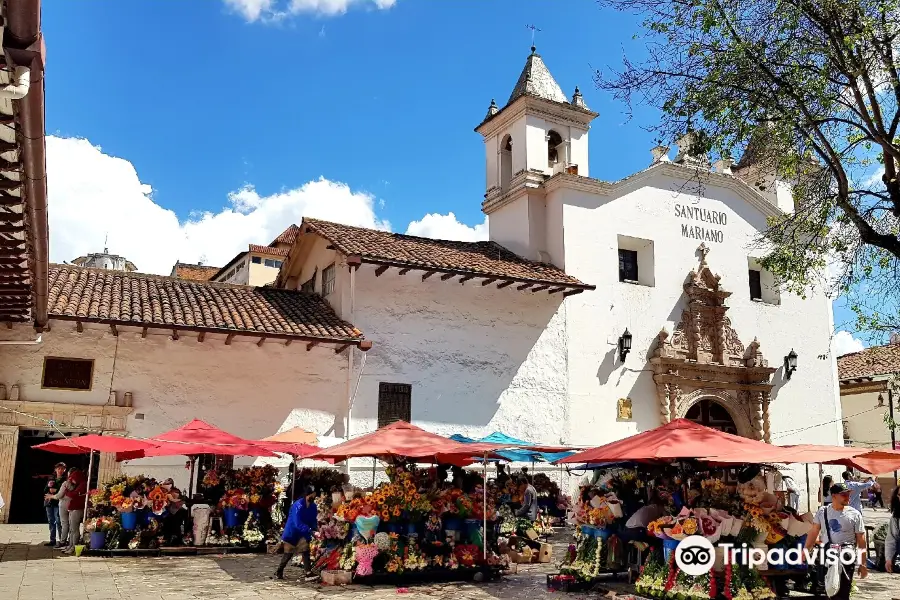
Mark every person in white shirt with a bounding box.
[805,483,868,600]
[783,476,800,511]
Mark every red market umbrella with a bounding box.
[308,421,503,463]
[136,419,279,458]
[33,434,159,461]
[556,418,775,464]
[838,450,900,475]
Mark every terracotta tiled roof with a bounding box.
[47,264,364,343]
[171,262,221,282]
[302,218,593,289]
[249,245,289,257]
[837,343,900,380]
[271,225,300,246]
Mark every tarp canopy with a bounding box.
[701,443,900,474]
[450,431,575,463]
[254,441,321,458]
[261,427,318,445]
[33,434,160,461]
[557,419,776,464]
[135,419,279,458]
[308,421,505,463]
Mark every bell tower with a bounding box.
[475,47,598,263]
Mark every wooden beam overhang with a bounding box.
[359,259,595,296]
[48,316,371,351]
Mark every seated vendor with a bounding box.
[162,487,189,545]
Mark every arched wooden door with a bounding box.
[684,399,738,435]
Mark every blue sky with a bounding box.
[41,0,864,351]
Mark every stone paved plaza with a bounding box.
[2,511,899,600]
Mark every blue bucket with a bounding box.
[663,538,680,562]
[121,511,138,531]
[223,507,244,528]
[385,522,401,534]
[89,531,106,550]
[138,509,150,526]
[444,517,462,532]
[464,519,481,535]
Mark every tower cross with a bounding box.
[525,24,541,51]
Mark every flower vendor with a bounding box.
[161,487,189,545]
[276,484,318,580]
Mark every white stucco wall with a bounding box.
[0,323,349,491]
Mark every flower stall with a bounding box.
[86,465,282,552]
[304,463,510,584]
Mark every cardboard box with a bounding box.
[538,543,553,564]
[321,570,353,586]
[525,528,539,541]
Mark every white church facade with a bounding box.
[0,48,842,522]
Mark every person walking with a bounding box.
[61,468,87,554]
[805,482,868,600]
[821,475,833,506]
[884,486,900,572]
[872,480,884,509]
[842,471,874,512]
[41,462,66,546]
[275,485,318,580]
[783,476,800,511]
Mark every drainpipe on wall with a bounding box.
[0,334,41,345]
[344,262,358,476]
[0,66,30,99]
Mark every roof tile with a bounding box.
[837,343,900,380]
[48,264,363,342]
[302,218,592,289]
[249,244,289,257]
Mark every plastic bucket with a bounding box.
[444,517,462,532]
[223,507,243,528]
[121,511,138,531]
[89,531,106,550]
[74,544,85,557]
[663,538,680,562]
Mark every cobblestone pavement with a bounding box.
[2,509,899,600]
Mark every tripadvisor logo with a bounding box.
[675,535,865,574]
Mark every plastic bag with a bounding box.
[825,561,841,597]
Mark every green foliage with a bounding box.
[599,0,900,338]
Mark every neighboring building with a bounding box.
[0,264,370,523]
[71,247,137,272]
[276,48,843,503]
[170,261,221,282]
[212,225,298,286]
[838,337,900,485]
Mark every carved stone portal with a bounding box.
[651,248,777,441]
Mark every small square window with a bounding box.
[42,357,94,391]
[264,259,276,268]
[618,249,638,282]
[251,256,262,264]
[749,269,762,301]
[274,260,283,268]
[322,263,336,296]
[377,382,412,428]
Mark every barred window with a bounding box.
[322,263,336,297]
[377,383,412,428]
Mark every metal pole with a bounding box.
[81,449,95,546]
[889,388,897,481]
[805,463,811,513]
[372,457,376,488]
[483,452,488,561]
[188,456,196,499]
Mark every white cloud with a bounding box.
[405,212,488,242]
[46,136,389,275]
[224,0,396,21]
[832,330,865,356]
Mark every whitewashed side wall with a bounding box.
[345,266,569,486]
[0,323,349,491]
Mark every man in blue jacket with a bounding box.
[275,485,317,580]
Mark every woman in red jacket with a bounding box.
[62,469,86,554]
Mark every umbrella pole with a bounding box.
[188,456,196,499]
[82,449,95,545]
[483,452,488,561]
[372,457,376,488]
[805,463,811,513]
[291,457,298,503]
